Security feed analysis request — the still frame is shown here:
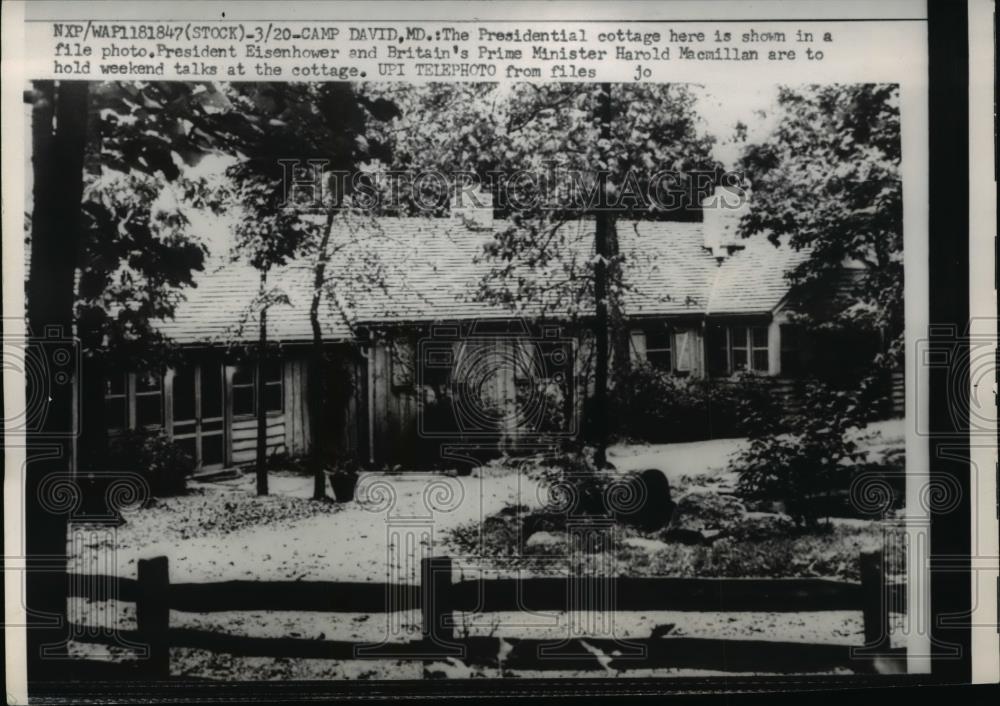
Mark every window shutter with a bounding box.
[629,330,646,365]
[675,330,695,372]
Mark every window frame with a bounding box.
[232,361,284,418]
[104,371,129,434]
[263,360,284,414]
[231,364,257,418]
[708,323,771,376]
[106,371,165,431]
[133,371,164,429]
[644,327,674,372]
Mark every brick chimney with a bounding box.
[450,188,494,231]
[701,184,749,260]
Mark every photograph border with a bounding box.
[4,0,981,701]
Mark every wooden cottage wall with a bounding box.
[227,363,286,466]
[226,351,360,467]
[282,356,310,457]
[325,351,363,459]
[370,338,420,466]
[370,332,561,466]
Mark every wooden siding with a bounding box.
[226,350,361,467]
[231,415,286,465]
[370,336,439,466]
[326,351,364,460]
[283,357,310,457]
[369,329,584,466]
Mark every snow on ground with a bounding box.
[89,467,545,584]
[68,420,906,679]
[607,418,904,482]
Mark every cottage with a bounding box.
[76,190,900,472]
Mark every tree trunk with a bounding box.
[607,222,630,384]
[78,352,107,471]
[26,79,89,672]
[308,214,336,499]
[77,88,110,473]
[255,270,269,496]
[591,83,613,468]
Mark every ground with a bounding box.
[68,419,907,679]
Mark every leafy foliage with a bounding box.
[610,365,778,443]
[106,430,196,497]
[730,85,903,526]
[739,84,902,366]
[365,83,719,460]
[75,171,212,369]
[731,378,884,526]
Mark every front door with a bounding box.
[172,361,226,469]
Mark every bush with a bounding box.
[106,430,195,497]
[610,365,778,443]
[731,379,869,527]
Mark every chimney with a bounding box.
[701,184,749,260]
[450,188,494,231]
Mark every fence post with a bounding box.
[421,556,453,644]
[860,550,889,650]
[137,556,170,678]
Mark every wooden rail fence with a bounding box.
[69,551,906,677]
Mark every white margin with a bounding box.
[969,0,999,686]
[3,1,30,702]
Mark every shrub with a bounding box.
[106,430,195,497]
[610,365,778,443]
[732,379,870,527]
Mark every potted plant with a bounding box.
[327,462,360,503]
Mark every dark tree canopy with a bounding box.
[739,84,902,366]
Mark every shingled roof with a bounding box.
[145,216,809,344]
[707,234,811,315]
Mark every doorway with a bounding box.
[172,361,226,469]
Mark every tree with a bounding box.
[738,84,903,373]
[730,84,903,526]
[372,83,717,462]
[25,80,89,670]
[24,80,312,668]
[225,173,306,495]
[74,171,216,469]
[63,81,249,471]
[218,82,400,499]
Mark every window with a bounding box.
[707,324,728,376]
[644,328,673,371]
[751,326,769,372]
[264,360,283,413]
[232,365,255,416]
[134,372,163,427]
[104,373,128,431]
[674,330,697,373]
[708,324,770,375]
[232,362,284,417]
[731,326,750,371]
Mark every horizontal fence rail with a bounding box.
[70,629,884,674]
[67,574,908,616]
[67,551,906,678]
